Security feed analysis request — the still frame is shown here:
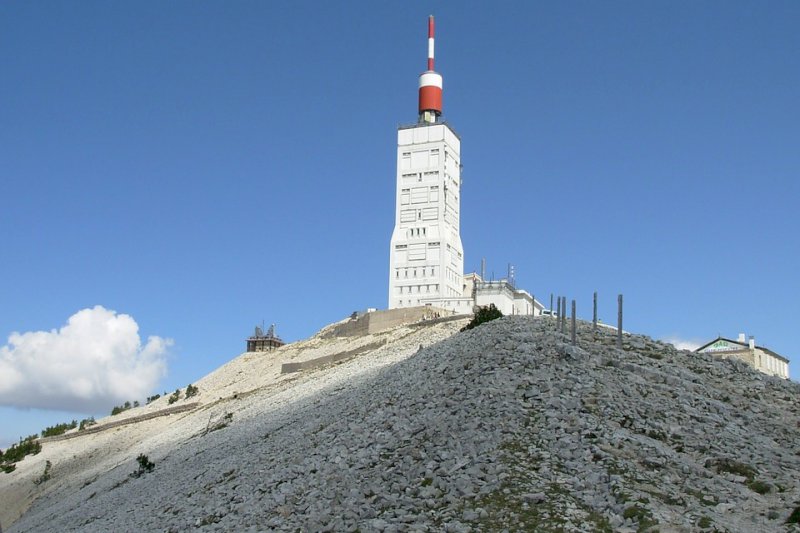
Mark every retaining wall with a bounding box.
[281,339,388,374]
[39,402,200,443]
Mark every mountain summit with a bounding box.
[3,315,799,532]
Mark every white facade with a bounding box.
[464,273,544,317]
[388,123,468,311]
[696,335,790,379]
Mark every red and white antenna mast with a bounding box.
[418,15,443,124]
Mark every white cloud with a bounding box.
[0,306,171,412]
[663,336,702,351]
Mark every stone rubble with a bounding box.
[4,315,800,532]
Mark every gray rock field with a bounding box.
[2,315,800,532]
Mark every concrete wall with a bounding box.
[700,347,789,380]
[281,339,387,374]
[325,306,455,338]
[753,348,790,379]
[39,402,199,443]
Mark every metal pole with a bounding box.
[593,291,598,332]
[571,299,577,345]
[550,293,554,316]
[617,294,623,349]
[561,296,567,334]
[556,297,561,328]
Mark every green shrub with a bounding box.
[111,401,135,416]
[707,458,756,481]
[748,480,771,494]
[0,436,42,473]
[41,420,77,438]
[698,516,712,528]
[461,304,503,332]
[146,394,161,404]
[167,389,181,405]
[33,460,52,485]
[204,412,233,435]
[788,506,800,524]
[185,384,199,399]
[130,454,154,478]
[79,417,96,430]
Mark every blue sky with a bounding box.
[1,1,798,448]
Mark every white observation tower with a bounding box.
[388,16,468,311]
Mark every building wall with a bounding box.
[389,123,464,309]
[474,283,516,315]
[513,290,542,317]
[326,306,454,338]
[698,340,789,379]
[753,348,790,379]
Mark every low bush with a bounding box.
[461,304,503,332]
[41,420,77,438]
[167,389,181,405]
[0,436,42,474]
[185,384,199,399]
[33,460,52,485]
[111,401,133,416]
[708,458,756,481]
[749,480,771,494]
[130,454,155,478]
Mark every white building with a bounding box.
[388,16,468,312]
[388,123,469,311]
[464,273,544,316]
[695,334,789,379]
[388,16,539,316]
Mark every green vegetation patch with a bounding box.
[111,401,138,416]
[130,454,155,478]
[33,460,52,485]
[748,480,771,494]
[167,389,182,405]
[697,515,712,528]
[706,458,756,481]
[1,435,42,473]
[41,420,77,437]
[461,304,503,332]
[622,504,657,532]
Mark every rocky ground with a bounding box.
[2,315,800,532]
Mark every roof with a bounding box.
[694,336,789,363]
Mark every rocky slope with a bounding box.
[3,315,800,532]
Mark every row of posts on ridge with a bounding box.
[534,292,624,349]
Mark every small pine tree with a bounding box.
[167,389,181,405]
